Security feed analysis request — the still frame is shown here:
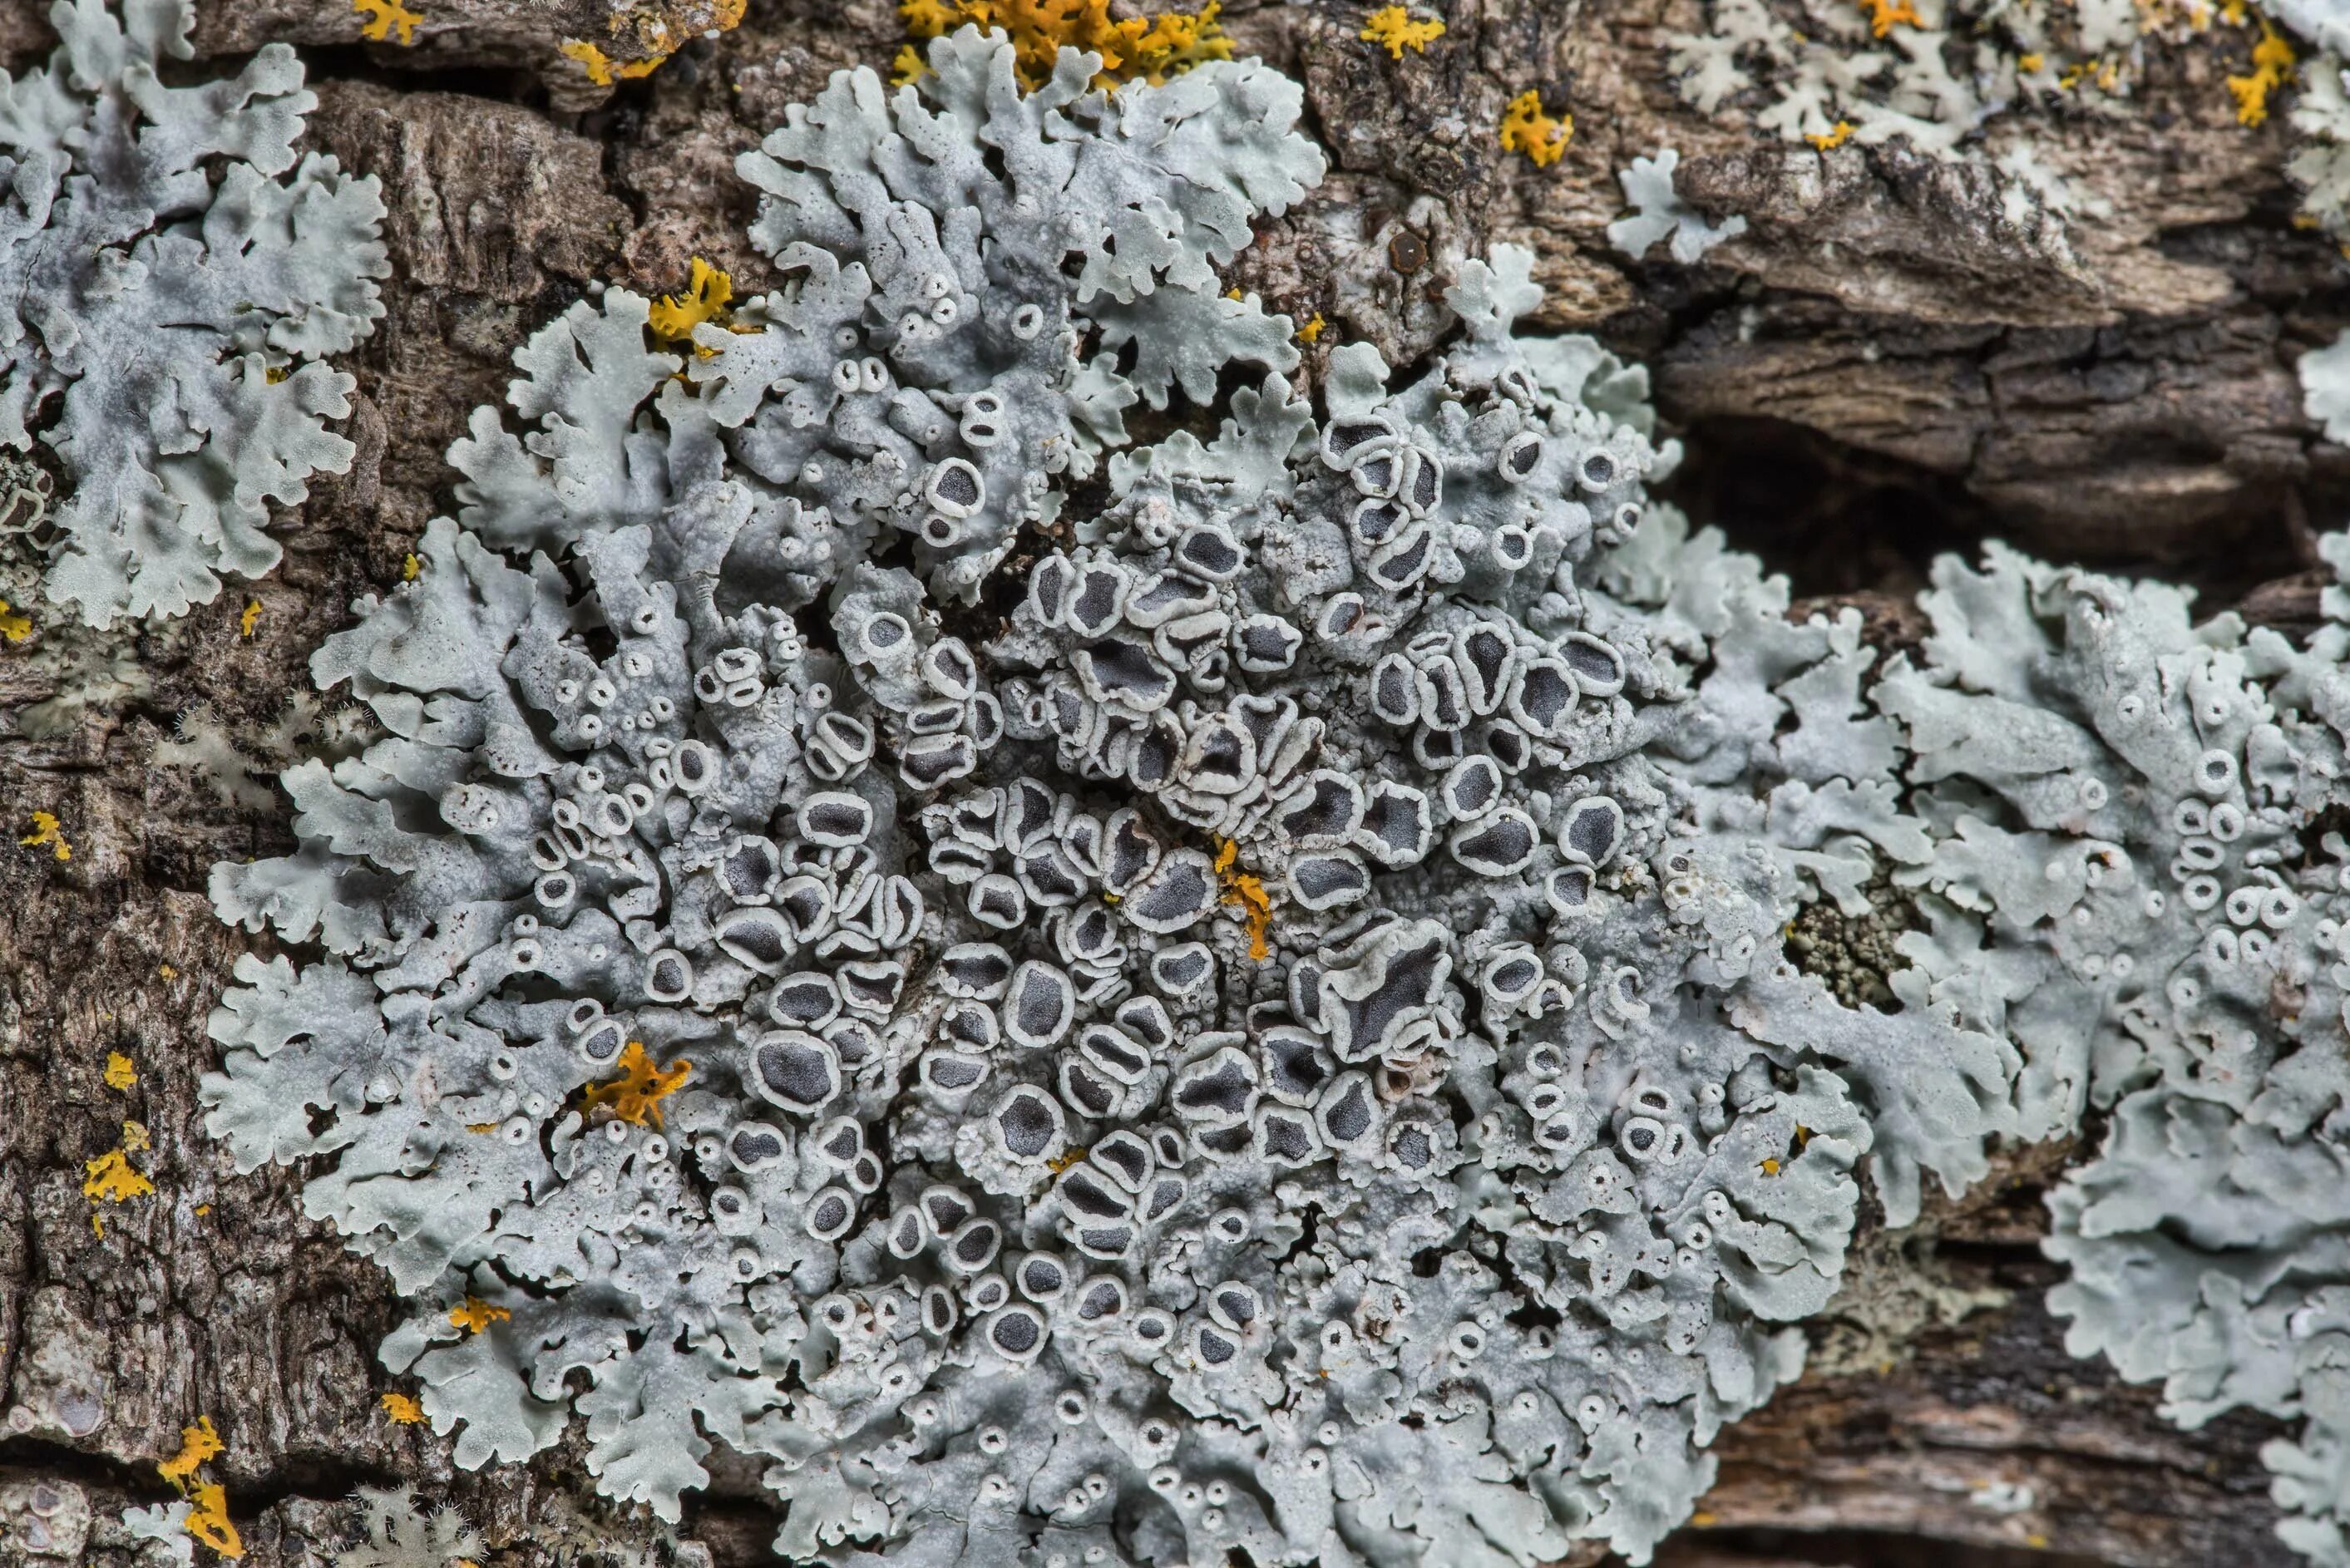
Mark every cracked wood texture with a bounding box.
[0,0,2332,1565]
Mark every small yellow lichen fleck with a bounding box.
[185,1483,244,1559]
[402,553,421,581]
[21,811,72,862]
[0,597,29,643]
[84,1149,155,1204]
[159,962,179,979]
[158,1418,224,1491]
[580,1040,693,1127]
[1296,313,1326,343]
[1360,5,1445,58]
[449,1297,511,1334]
[1498,89,1571,167]
[1856,0,1919,37]
[2229,18,2293,126]
[195,1203,211,1215]
[239,599,261,639]
[1046,1145,1090,1174]
[1212,838,1274,961]
[2026,1535,2050,1549]
[1760,1157,1781,1176]
[353,0,422,45]
[122,1120,152,1154]
[892,42,928,84]
[466,1121,500,1134]
[1806,120,1855,150]
[2018,51,2045,71]
[381,1392,427,1424]
[649,257,735,351]
[1691,1511,1720,1526]
[105,1052,137,1091]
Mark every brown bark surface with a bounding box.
[0,1,2333,1564]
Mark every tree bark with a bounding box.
[0,1,2330,1564]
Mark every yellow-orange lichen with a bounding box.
[21,810,72,862]
[1213,839,1273,961]
[1360,5,1444,58]
[353,0,422,44]
[1498,90,1571,167]
[158,1418,224,1490]
[186,1484,244,1558]
[649,257,735,351]
[448,1297,512,1334]
[83,1148,153,1204]
[2229,17,2293,126]
[580,1040,693,1127]
[899,0,1230,90]
[1856,0,1919,37]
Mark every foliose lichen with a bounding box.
[1,0,388,628]
[200,17,2350,1568]
[1883,536,2350,1566]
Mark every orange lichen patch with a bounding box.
[1691,1511,1720,1527]
[2229,17,2293,126]
[0,597,28,643]
[580,1040,692,1127]
[1760,1156,1781,1176]
[892,42,928,83]
[900,0,1231,91]
[1296,313,1326,343]
[402,553,421,581]
[158,1418,224,1490]
[239,599,261,639]
[381,1392,427,1424]
[649,258,734,350]
[1360,4,1444,57]
[560,39,667,86]
[21,810,71,861]
[84,1148,154,1204]
[448,1297,511,1334]
[1806,120,1855,150]
[1856,0,1919,37]
[2017,51,2045,71]
[105,1052,137,1091]
[1498,89,1571,167]
[353,0,422,44]
[185,1484,244,1559]
[1212,839,1273,961]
